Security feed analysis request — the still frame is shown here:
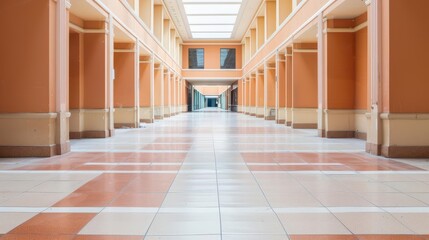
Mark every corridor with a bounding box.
[1,111,429,239]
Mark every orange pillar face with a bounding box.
[277,55,286,124]
[69,32,84,111]
[250,76,256,116]
[264,64,276,120]
[256,72,265,118]
[153,64,164,119]
[0,0,70,157]
[83,32,108,109]
[114,52,135,108]
[291,43,318,129]
[139,56,154,123]
[285,49,293,126]
[113,47,138,128]
[367,0,429,158]
[163,71,171,117]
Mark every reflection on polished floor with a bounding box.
[1,111,429,239]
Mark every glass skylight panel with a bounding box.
[184,4,241,15]
[192,32,232,39]
[187,16,237,25]
[190,25,234,32]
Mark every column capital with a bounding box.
[363,0,371,6]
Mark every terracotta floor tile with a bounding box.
[54,192,119,207]
[109,192,166,207]
[9,213,95,235]
[289,235,358,240]
[75,181,129,193]
[0,234,74,240]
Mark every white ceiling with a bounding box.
[164,0,262,41]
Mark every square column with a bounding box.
[367,0,429,157]
[139,55,155,123]
[154,63,164,119]
[113,43,139,128]
[285,48,293,126]
[250,75,257,116]
[0,0,71,157]
[163,69,171,118]
[264,63,276,120]
[276,54,286,124]
[256,71,265,118]
[291,43,318,129]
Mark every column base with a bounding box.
[114,123,137,129]
[140,119,154,123]
[292,123,318,129]
[70,130,110,139]
[0,142,70,158]
[326,131,356,138]
[366,142,382,156]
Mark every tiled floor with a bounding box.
[1,110,429,239]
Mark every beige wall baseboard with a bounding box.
[265,116,275,121]
[286,121,292,126]
[292,123,318,129]
[70,130,110,139]
[114,123,137,129]
[277,120,286,124]
[326,131,356,138]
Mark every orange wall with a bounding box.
[154,68,162,106]
[278,59,286,108]
[257,74,264,107]
[326,32,356,109]
[69,32,83,109]
[114,52,135,107]
[0,0,56,113]
[266,69,276,107]
[386,0,429,113]
[182,45,242,69]
[139,62,151,107]
[251,78,256,106]
[292,52,318,108]
[355,27,368,110]
[83,33,107,109]
[285,55,293,108]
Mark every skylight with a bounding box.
[183,0,243,39]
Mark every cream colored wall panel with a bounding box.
[292,108,318,124]
[0,114,57,146]
[114,107,138,124]
[82,109,109,131]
